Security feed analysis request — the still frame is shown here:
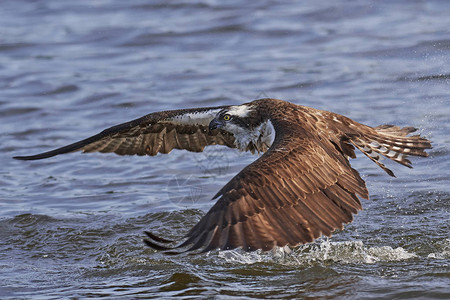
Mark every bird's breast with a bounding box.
[232,119,275,153]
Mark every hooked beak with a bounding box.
[209,118,223,131]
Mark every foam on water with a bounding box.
[218,240,417,265]
[427,239,450,260]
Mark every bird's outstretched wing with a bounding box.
[144,116,369,254]
[13,106,235,160]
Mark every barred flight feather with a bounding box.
[349,125,431,177]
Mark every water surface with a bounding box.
[1,0,449,298]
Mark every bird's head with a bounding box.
[209,104,262,134]
[208,103,274,152]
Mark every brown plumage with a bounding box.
[13,98,432,254]
[13,106,235,160]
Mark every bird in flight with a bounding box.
[14,98,432,254]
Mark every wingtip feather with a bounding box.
[144,231,175,244]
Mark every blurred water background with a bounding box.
[1,0,449,298]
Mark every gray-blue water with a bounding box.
[1,0,449,298]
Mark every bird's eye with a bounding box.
[223,114,231,121]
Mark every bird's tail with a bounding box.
[349,125,432,177]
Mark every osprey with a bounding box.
[14,98,432,254]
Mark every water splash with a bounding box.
[427,239,450,259]
[218,240,417,265]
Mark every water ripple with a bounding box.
[1,0,448,298]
